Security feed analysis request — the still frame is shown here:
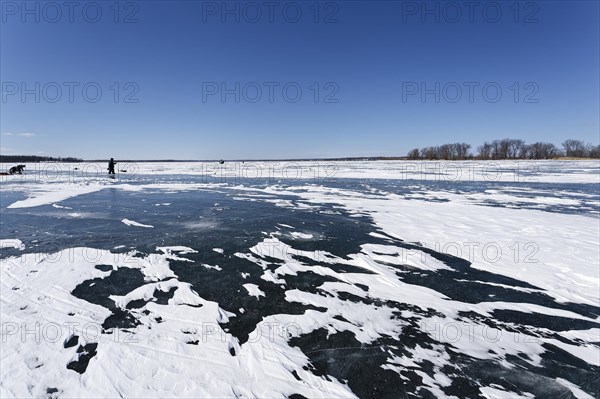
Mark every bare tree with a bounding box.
[528,142,559,159]
[546,143,559,158]
[449,142,470,159]
[478,142,492,159]
[587,144,600,159]
[407,148,420,160]
[497,139,511,159]
[420,146,439,160]
[519,144,531,159]
[562,139,587,157]
[438,144,453,160]
[490,140,503,159]
[508,139,525,159]
[413,138,594,161]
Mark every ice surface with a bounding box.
[1,160,598,398]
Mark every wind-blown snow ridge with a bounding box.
[122,219,154,228]
[0,247,355,398]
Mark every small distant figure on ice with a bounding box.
[108,158,117,175]
[9,164,25,174]
[1,165,25,176]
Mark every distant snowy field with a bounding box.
[0,160,598,398]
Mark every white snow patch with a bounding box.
[52,203,72,209]
[290,232,314,239]
[156,246,197,255]
[242,283,265,299]
[0,239,25,250]
[480,386,534,398]
[202,264,223,271]
[7,183,105,209]
[122,219,154,228]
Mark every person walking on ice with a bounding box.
[108,158,117,175]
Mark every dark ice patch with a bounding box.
[66,343,98,374]
[153,286,178,305]
[63,335,78,348]
[46,387,60,398]
[290,329,406,399]
[71,268,146,330]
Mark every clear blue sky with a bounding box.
[1,0,598,159]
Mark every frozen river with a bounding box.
[1,160,599,398]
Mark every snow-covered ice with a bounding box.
[1,160,598,398]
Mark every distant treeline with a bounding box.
[0,155,83,163]
[407,139,600,160]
